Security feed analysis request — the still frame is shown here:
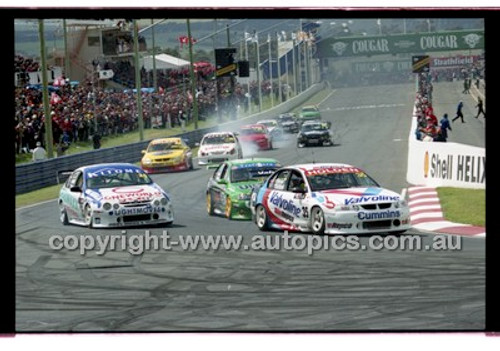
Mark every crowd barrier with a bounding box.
[16,83,325,194]
[406,107,485,189]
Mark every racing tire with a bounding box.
[310,207,325,235]
[206,191,215,216]
[84,204,93,229]
[269,141,273,150]
[189,158,194,170]
[59,202,69,225]
[225,197,233,220]
[255,204,269,231]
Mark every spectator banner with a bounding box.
[407,117,485,189]
[317,30,484,58]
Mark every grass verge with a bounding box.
[436,187,485,227]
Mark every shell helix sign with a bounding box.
[420,149,485,188]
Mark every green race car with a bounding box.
[206,158,281,220]
[298,105,321,122]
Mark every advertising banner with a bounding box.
[317,30,484,58]
[407,117,485,189]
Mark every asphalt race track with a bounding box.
[15,82,485,331]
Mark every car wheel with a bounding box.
[225,196,233,219]
[59,202,69,225]
[310,207,325,235]
[189,157,194,170]
[206,191,215,216]
[255,204,269,231]
[84,204,93,228]
[269,141,273,150]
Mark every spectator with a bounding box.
[92,131,101,150]
[439,113,452,142]
[452,101,465,123]
[32,141,47,161]
[475,97,486,119]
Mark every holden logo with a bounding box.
[463,33,481,49]
[331,41,348,56]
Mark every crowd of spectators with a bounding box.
[14,55,283,157]
[414,72,449,142]
[14,54,40,73]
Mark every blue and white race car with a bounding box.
[250,163,410,235]
[58,163,174,228]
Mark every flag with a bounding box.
[50,92,62,105]
[179,35,197,49]
[98,69,114,80]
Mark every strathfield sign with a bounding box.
[317,30,484,58]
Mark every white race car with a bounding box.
[197,131,243,165]
[58,163,174,228]
[250,163,410,234]
[257,119,284,140]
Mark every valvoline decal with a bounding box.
[269,191,301,217]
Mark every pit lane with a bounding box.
[15,82,485,331]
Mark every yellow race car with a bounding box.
[141,138,194,173]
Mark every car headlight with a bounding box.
[154,199,160,206]
[113,203,120,210]
[173,156,182,163]
[103,202,112,211]
[238,193,250,200]
[161,197,168,205]
[394,199,407,208]
[143,158,152,165]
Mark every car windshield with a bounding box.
[306,170,379,191]
[259,121,276,127]
[302,107,317,113]
[240,128,265,135]
[86,170,153,189]
[302,124,328,132]
[203,135,234,145]
[148,142,183,151]
[279,116,293,122]
[231,165,278,183]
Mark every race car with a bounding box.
[250,163,410,235]
[298,105,321,123]
[297,121,334,147]
[141,137,193,173]
[239,124,273,150]
[58,163,174,228]
[277,113,300,133]
[197,131,243,166]
[206,158,281,220]
[257,119,284,140]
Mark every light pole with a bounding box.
[38,19,54,158]
[133,19,144,141]
[268,34,274,107]
[187,19,199,129]
[255,33,262,112]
